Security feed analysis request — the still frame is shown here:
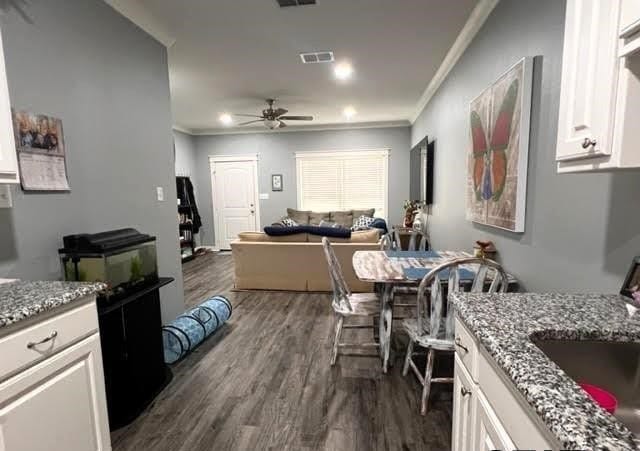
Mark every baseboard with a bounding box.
[196,245,218,252]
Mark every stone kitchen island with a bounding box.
[451,292,640,451]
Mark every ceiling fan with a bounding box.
[233,99,313,129]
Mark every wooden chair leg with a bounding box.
[330,316,344,366]
[420,349,435,415]
[402,339,414,376]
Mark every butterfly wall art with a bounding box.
[466,57,533,232]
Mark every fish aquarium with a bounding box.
[59,228,158,302]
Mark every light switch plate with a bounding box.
[259,193,269,200]
[156,186,164,201]
[0,185,12,208]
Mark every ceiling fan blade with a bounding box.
[238,119,264,126]
[233,113,264,118]
[278,115,313,121]
[273,108,288,117]
[278,121,287,128]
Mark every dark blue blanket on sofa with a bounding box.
[264,225,352,238]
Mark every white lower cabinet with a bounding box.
[0,299,111,451]
[452,317,557,451]
[474,391,516,451]
[452,355,476,451]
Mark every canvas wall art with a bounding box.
[466,57,533,232]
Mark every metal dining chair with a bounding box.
[402,257,508,415]
[379,233,394,251]
[321,237,380,366]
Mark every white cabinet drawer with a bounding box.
[454,317,478,382]
[0,297,98,381]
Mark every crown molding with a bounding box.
[188,120,411,136]
[172,125,193,135]
[409,0,499,124]
[104,0,176,47]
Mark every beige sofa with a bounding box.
[231,229,380,292]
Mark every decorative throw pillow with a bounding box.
[351,215,376,231]
[281,217,298,227]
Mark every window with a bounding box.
[295,149,389,219]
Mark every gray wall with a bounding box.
[412,0,640,292]
[193,127,411,246]
[0,0,185,323]
[174,129,197,178]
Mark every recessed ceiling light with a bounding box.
[219,113,233,125]
[343,106,357,119]
[334,62,353,80]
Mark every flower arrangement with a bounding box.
[403,200,422,227]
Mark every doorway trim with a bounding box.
[208,154,261,250]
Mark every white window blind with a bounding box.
[296,150,389,219]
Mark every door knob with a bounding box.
[250,210,255,214]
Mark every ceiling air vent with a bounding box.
[277,0,316,7]
[300,51,334,64]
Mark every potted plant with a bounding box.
[403,200,421,228]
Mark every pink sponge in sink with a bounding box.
[579,382,618,414]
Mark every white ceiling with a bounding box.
[110,0,479,134]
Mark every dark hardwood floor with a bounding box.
[111,251,453,451]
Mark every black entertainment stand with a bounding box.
[98,277,174,430]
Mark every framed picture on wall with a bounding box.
[272,174,283,191]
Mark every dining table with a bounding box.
[351,249,518,373]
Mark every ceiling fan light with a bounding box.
[343,106,357,119]
[219,113,233,125]
[264,119,280,129]
[334,62,353,80]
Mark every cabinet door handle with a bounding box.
[454,337,468,353]
[582,138,596,149]
[461,386,472,397]
[27,331,58,349]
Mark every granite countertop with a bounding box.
[0,280,105,329]
[451,292,640,451]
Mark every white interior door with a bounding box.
[211,157,259,250]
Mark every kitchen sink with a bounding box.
[533,339,640,437]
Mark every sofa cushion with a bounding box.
[237,231,308,242]
[330,210,354,227]
[309,211,331,225]
[307,228,380,243]
[287,208,311,225]
[352,208,375,218]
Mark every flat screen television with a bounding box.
[410,138,434,205]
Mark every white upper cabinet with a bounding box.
[557,0,640,172]
[620,0,640,39]
[556,0,620,163]
[0,25,17,184]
